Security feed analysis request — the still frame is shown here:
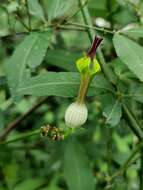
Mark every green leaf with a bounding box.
[46,49,80,71]
[122,27,143,38]
[14,178,44,190]
[0,76,7,86]
[103,95,122,127]
[128,83,143,103]
[64,138,95,190]
[6,31,51,97]
[17,72,114,97]
[28,0,45,22]
[47,0,75,22]
[113,34,143,82]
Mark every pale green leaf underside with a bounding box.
[113,34,143,82]
[17,72,113,97]
[64,138,94,190]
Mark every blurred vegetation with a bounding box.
[1,0,143,190]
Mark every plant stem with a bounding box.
[0,97,48,141]
[107,139,143,183]
[15,13,30,31]
[67,22,115,34]
[0,130,40,146]
[122,104,143,140]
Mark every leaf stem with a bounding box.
[15,13,30,31]
[0,130,40,146]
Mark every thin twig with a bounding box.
[67,22,115,34]
[106,139,143,183]
[15,13,30,31]
[0,130,40,146]
[0,97,48,141]
[122,103,143,140]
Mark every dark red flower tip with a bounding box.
[87,36,103,59]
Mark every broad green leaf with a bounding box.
[128,83,143,103]
[28,0,45,22]
[113,34,143,82]
[103,95,122,127]
[46,49,80,71]
[122,27,143,38]
[47,0,75,22]
[14,178,44,190]
[6,31,51,97]
[2,161,18,189]
[17,72,114,97]
[64,138,95,190]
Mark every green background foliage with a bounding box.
[1,0,143,189]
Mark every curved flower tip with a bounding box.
[65,102,88,128]
[87,36,103,59]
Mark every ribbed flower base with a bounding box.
[65,102,88,128]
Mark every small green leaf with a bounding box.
[103,96,122,127]
[128,83,143,103]
[6,31,51,97]
[47,0,75,22]
[28,0,45,22]
[14,178,44,190]
[122,27,143,38]
[64,138,95,190]
[113,34,143,82]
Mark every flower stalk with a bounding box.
[76,74,91,104]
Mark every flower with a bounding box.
[87,36,103,59]
[65,102,88,128]
[64,36,103,128]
